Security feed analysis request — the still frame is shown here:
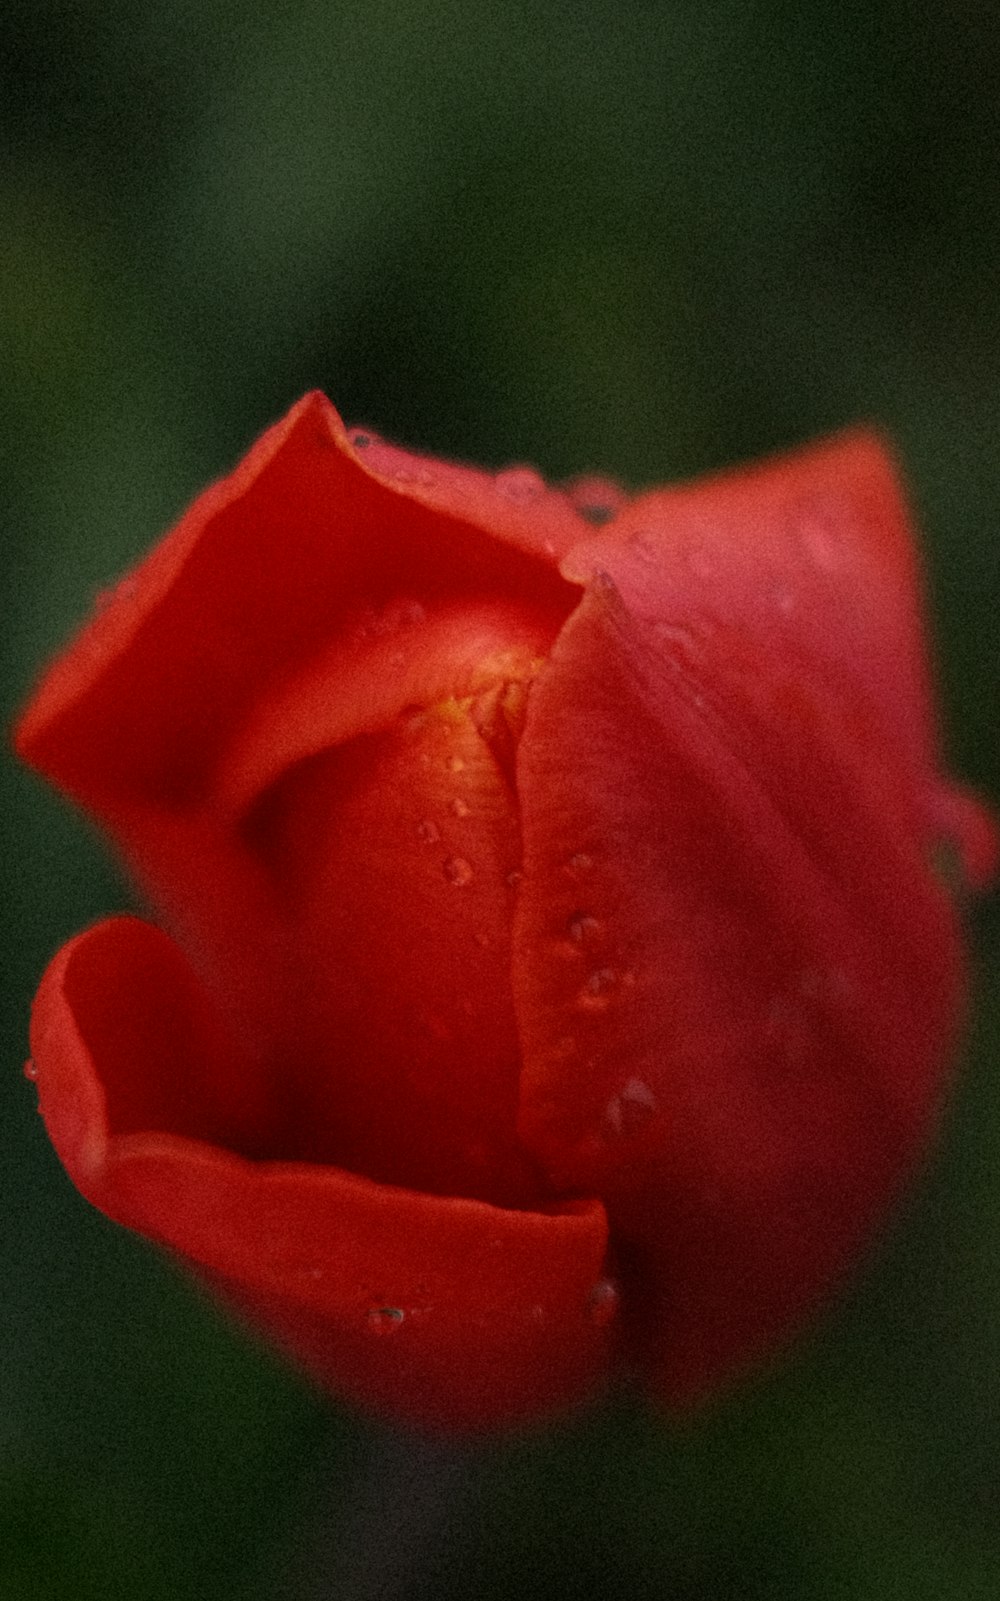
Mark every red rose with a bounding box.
[16,393,996,1432]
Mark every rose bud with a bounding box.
[16,393,996,1433]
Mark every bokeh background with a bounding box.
[3,3,999,1597]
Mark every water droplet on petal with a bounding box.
[450,797,470,818]
[96,575,139,614]
[588,1278,620,1326]
[579,503,616,527]
[23,1060,37,1082]
[446,755,466,774]
[578,967,619,1009]
[566,851,594,876]
[653,621,700,656]
[367,1306,405,1334]
[416,819,440,843]
[567,913,601,944]
[603,1077,657,1138]
[442,856,473,886]
[496,466,545,502]
[351,431,373,448]
[796,505,843,572]
[505,868,524,891]
[386,464,434,487]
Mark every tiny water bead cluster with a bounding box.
[17,391,994,1431]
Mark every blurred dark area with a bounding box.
[2,3,998,1597]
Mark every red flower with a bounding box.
[16,394,996,1432]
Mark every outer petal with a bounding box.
[29,918,614,1433]
[514,431,982,1403]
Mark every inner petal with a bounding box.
[244,691,546,1209]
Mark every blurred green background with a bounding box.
[2,2,999,1597]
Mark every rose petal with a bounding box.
[29,917,274,1171]
[243,699,544,1207]
[15,394,578,1036]
[29,917,613,1432]
[563,428,956,810]
[217,596,553,818]
[346,431,599,563]
[15,393,578,816]
[514,430,973,1401]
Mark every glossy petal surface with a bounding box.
[514,431,975,1400]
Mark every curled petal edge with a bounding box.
[29,917,614,1433]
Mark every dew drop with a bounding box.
[416,819,440,844]
[367,1306,405,1334]
[578,967,619,1009]
[588,1278,620,1327]
[496,466,545,502]
[96,575,138,613]
[23,1060,37,1082]
[450,797,470,818]
[505,868,524,891]
[567,913,601,944]
[653,621,701,656]
[566,851,594,876]
[446,754,466,774]
[442,856,473,886]
[797,505,842,572]
[579,503,616,527]
[351,431,372,448]
[603,1077,657,1138]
